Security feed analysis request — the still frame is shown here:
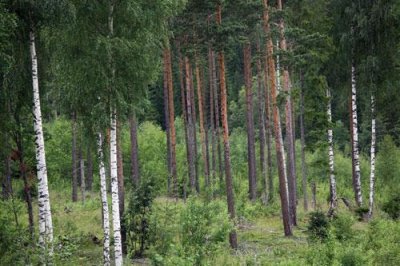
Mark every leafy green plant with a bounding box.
[307,211,330,242]
[382,195,400,220]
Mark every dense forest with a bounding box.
[1,0,400,265]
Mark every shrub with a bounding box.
[382,195,400,220]
[331,214,355,242]
[307,211,330,242]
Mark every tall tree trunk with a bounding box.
[216,4,238,249]
[299,72,308,211]
[368,94,376,218]
[86,144,93,191]
[72,112,78,202]
[190,63,200,193]
[351,62,363,207]
[80,156,85,203]
[130,113,140,186]
[30,29,53,255]
[166,47,178,198]
[116,120,126,254]
[256,42,268,203]
[278,0,297,226]
[163,49,172,193]
[208,47,217,194]
[110,111,122,265]
[327,89,337,216]
[263,0,292,236]
[263,53,274,203]
[244,42,257,201]
[185,56,197,193]
[2,141,12,199]
[97,133,111,266]
[108,1,122,263]
[178,45,189,200]
[195,56,210,187]
[211,49,224,189]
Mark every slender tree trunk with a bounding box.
[256,43,268,203]
[80,157,85,203]
[216,4,238,249]
[208,47,217,194]
[87,145,93,191]
[116,120,126,254]
[189,63,200,193]
[278,0,297,226]
[110,110,122,265]
[368,94,376,218]
[351,62,362,207]
[163,49,172,193]
[311,181,316,210]
[30,29,53,255]
[166,47,178,198]
[178,46,189,200]
[72,112,78,202]
[263,0,292,236]
[108,1,122,263]
[299,72,308,211]
[130,113,140,186]
[97,133,111,266]
[185,56,197,193]
[195,57,210,187]
[327,89,337,216]
[263,55,274,202]
[2,142,12,199]
[244,42,257,201]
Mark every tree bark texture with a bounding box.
[163,49,172,193]
[30,29,54,256]
[327,89,337,216]
[86,145,93,191]
[97,133,111,266]
[351,63,363,207]
[217,4,238,249]
[208,47,217,193]
[368,95,376,218]
[263,0,292,236]
[278,0,297,226]
[244,43,257,201]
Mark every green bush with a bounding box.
[331,214,355,242]
[382,195,400,220]
[307,211,330,242]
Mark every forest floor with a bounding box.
[15,187,366,265]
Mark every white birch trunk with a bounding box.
[276,41,281,93]
[110,110,123,266]
[97,132,111,266]
[351,64,363,206]
[80,159,86,203]
[30,29,53,254]
[327,89,337,215]
[368,95,376,218]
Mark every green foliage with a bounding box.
[125,177,156,258]
[330,214,355,242]
[382,195,400,220]
[149,198,233,265]
[307,211,330,242]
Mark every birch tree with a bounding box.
[327,89,337,216]
[368,95,376,218]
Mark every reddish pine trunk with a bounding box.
[256,42,268,202]
[189,63,200,193]
[263,0,292,236]
[208,47,217,192]
[278,0,297,226]
[217,4,238,249]
[178,46,189,200]
[163,50,172,193]
[244,42,257,201]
